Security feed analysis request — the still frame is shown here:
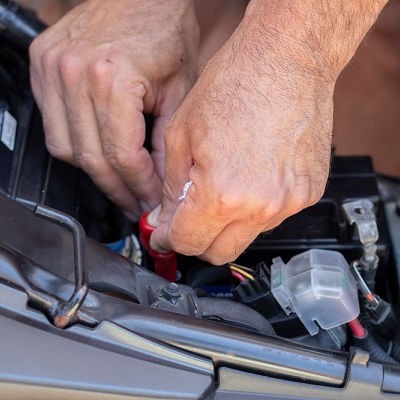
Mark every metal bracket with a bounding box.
[342,200,379,268]
[35,205,88,328]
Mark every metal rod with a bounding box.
[35,205,88,328]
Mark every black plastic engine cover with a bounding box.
[0,46,129,243]
[238,156,390,267]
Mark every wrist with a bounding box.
[242,0,387,83]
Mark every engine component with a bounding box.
[105,233,142,264]
[232,261,281,318]
[238,156,390,269]
[366,296,399,339]
[271,249,359,335]
[34,204,88,328]
[0,47,132,244]
[3,2,400,397]
[343,199,379,286]
[186,261,233,297]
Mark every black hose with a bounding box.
[388,333,400,361]
[355,311,398,364]
[353,332,397,364]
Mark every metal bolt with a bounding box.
[164,282,179,296]
[161,282,180,304]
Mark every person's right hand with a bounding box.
[149,0,387,265]
[29,0,199,217]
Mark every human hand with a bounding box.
[29,0,199,216]
[149,4,341,264]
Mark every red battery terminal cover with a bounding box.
[139,212,177,282]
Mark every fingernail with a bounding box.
[148,205,161,227]
[149,231,170,254]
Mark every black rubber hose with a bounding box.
[355,311,398,364]
[388,333,400,361]
[353,331,397,364]
[374,331,400,362]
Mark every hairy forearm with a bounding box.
[244,0,388,81]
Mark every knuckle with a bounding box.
[41,47,58,71]
[29,38,42,63]
[214,189,244,216]
[74,151,100,172]
[172,242,203,257]
[46,141,72,162]
[126,80,146,98]
[88,59,114,90]
[59,52,82,84]
[309,184,325,206]
[169,226,204,256]
[104,149,133,171]
[290,179,326,214]
[256,197,283,224]
[287,197,307,216]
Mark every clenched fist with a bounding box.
[150,0,387,264]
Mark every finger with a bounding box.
[41,90,75,163]
[61,76,141,216]
[199,213,287,265]
[150,183,229,256]
[152,126,291,259]
[151,100,243,255]
[30,44,75,162]
[29,60,43,107]
[154,108,194,224]
[93,72,162,210]
[152,76,196,179]
[151,160,238,257]
[199,185,300,264]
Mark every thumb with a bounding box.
[150,114,193,252]
[147,204,162,226]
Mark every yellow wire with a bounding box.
[229,262,253,272]
[229,265,255,281]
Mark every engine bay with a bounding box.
[1,2,400,399]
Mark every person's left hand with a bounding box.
[29,0,199,217]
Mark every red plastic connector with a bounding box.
[348,318,366,339]
[139,212,177,282]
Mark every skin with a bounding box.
[150,0,388,264]
[29,0,199,218]
[30,0,387,264]
[26,0,400,176]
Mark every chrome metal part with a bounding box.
[343,200,379,270]
[350,261,379,307]
[34,205,89,328]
